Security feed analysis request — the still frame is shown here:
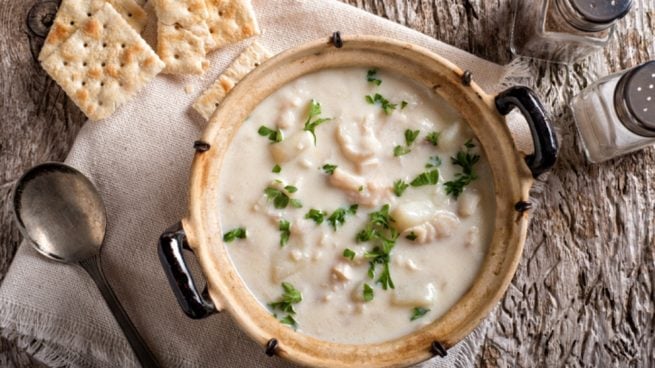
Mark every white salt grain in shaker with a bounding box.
[510,0,633,63]
[572,61,655,163]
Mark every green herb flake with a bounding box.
[405,129,420,146]
[426,131,440,146]
[363,283,374,302]
[410,170,439,187]
[425,156,442,168]
[327,205,358,231]
[410,307,430,321]
[279,219,291,247]
[269,282,302,328]
[279,315,298,329]
[357,204,398,290]
[342,248,356,261]
[393,180,409,197]
[305,209,326,224]
[365,246,395,290]
[322,164,337,175]
[365,93,398,115]
[303,99,332,144]
[444,141,480,198]
[264,185,301,209]
[223,227,247,242]
[258,125,283,143]
[272,164,282,173]
[264,187,289,209]
[366,69,382,86]
[406,232,417,241]
[394,145,411,157]
[401,100,408,109]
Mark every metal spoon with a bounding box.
[12,162,160,368]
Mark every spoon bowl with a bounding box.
[13,163,106,262]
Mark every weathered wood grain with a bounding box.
[1,0,653,367]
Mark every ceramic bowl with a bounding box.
[158,34,558,368]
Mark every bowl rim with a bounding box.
[183,35,534,367]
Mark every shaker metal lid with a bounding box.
[570,0,633,24]
[615,61,655,136]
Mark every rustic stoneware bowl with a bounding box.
[158,34,558,367]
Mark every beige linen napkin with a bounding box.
[0,1,532,367]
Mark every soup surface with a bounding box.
[217,67,495,344]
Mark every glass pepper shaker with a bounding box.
[510,0,633,63]
[572,61,655,163]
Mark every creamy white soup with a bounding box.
[217,67,495,344]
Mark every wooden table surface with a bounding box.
[1,0,653,366]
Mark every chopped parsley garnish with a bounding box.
[401,100,408,109]
[444,141,480,198]
[264,185,301,209]
[410,307,430,321]
[269,282,302,328]
[356,204,398,290]
[272,164,281,173]
[305,209,327,224]
[364,239,396,290]
[394,129,421,157]
[322,164,337,175]
[406,232,417,241]
[393,145,411,157]
[393,179,409,197]
[464,138,476,149]
[279,315,297,328]
[426,131,440,146]
[425,156,442,168]
[264,187,289,209]
[365,93,397,115]
[410,169,439,187]
[342,248,356,261]
[327,204,358,231]
[363,283,374,302]
[258,125,283,143]
[278,219,291,247]
[405,129,420,146]
[223,227,247,242]
[367,69,382,86]
[303,99,332,144]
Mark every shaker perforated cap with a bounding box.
[615,61,655,136]
[570,0,633,24]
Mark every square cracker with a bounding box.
[151,0,215,74]
[193,41,271,120]
[41,3,164,121]
[39,0,148,61]
[204,0,260,51]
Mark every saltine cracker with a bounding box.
[151,0,215,74]
[39,0,148,61]
[204,0,260,51]
[41,3,164,121]
[193,41,271,120]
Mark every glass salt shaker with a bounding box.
[510,0,633,63]
[572,61,655,163]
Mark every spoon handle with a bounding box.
[80,256,160,368]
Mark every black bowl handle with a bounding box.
[158,221,217,319]
[495,86,559,178]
